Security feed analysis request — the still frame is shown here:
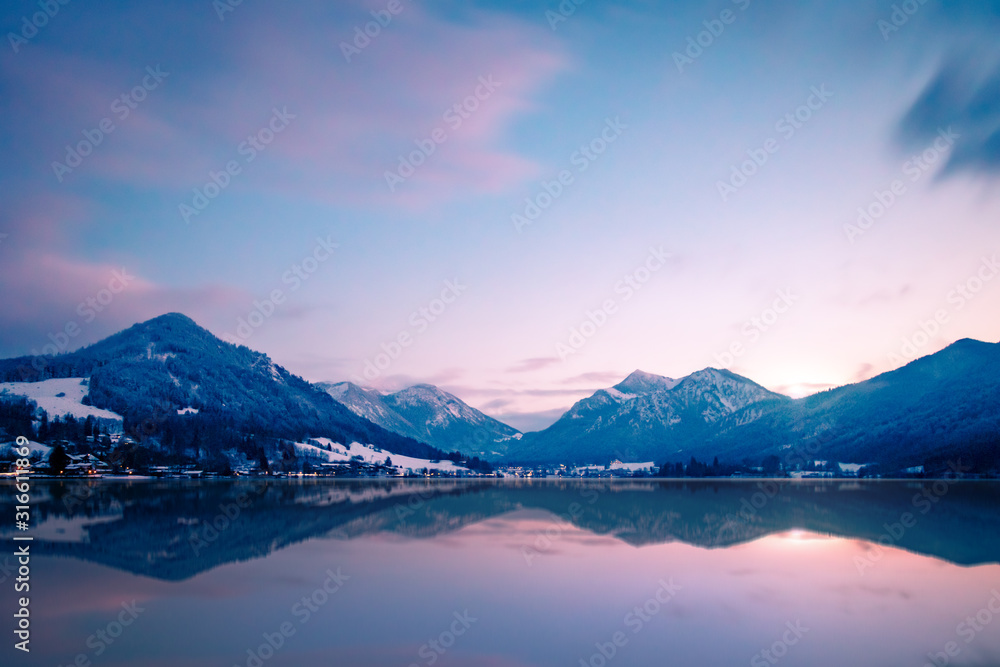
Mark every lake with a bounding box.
[3,478,1000,666]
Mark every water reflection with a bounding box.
[2,479,999,666]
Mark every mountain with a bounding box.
[506,368,788,463]
[0,313,444,460]
[505,339,1000,469]
[726,338,1000,468]
[2,312,996,471]
[318,381,520,457]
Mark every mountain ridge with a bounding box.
[318,380,520,457]
[1,313,997,472]
[504,338,1000,469]
[0,312,446,462]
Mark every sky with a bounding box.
[1,0,999,432]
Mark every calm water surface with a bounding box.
[2,479,999,667]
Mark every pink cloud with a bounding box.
[231,6,567,208]
[507,357,561,373]
[9,5,567,210]
[0,246,252,355]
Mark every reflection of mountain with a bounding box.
[14,479,1000,580]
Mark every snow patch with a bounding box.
[610,460,656,471]
[0,378,123,423]
[296,438,467,474]
[0,439,51,458]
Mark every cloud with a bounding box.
[366,368,467,391]
[506,357,560,373]
[559,370,626,385]
[851,363,875,383]
[0,249,252,357]
[479,398,512,410]
[897,50,1000,176]
[7,3,568,211]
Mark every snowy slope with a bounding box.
[319,381,519,457]
[294,438,468,474]
[0,378,123,423]
[317,382,417,438]
[506,368,786,463]
[0,439,51,458]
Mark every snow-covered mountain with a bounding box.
[318,381,520,457]
[506,368,789,463]
[507,339,1000,467]
[0,313,445,461]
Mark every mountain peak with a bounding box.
[943,338,993,353]
[613,370,678,395]
[146,312,198,327]
[318,381,362,400]
[125,313,207,339]
[686,367,726,382]
[324,380,519,457]
[404,383,442,392]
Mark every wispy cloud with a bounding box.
[507,357,560,373]
[898,50,1000,176]
[559,370,628,385]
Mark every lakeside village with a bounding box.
[0,418,980,480]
